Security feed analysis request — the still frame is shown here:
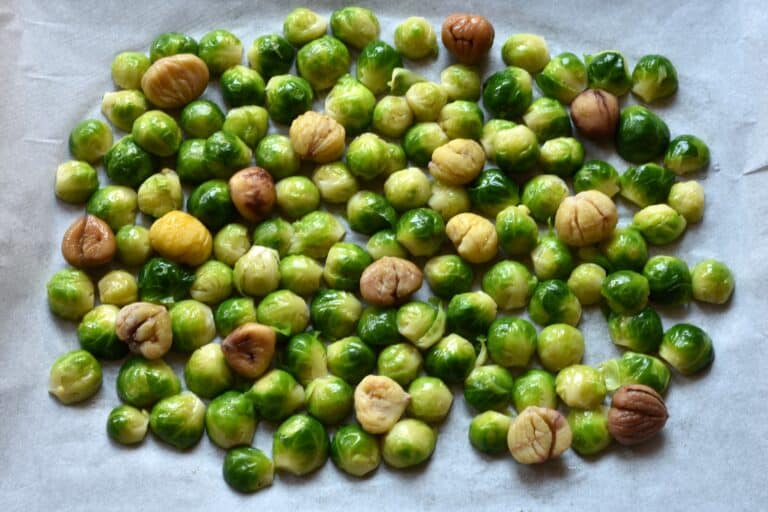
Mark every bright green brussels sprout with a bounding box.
[149,391,206,449]
[643,255,692,305]
[221,65,265,107]
[600,226,648,271]
[136,169,182,218]
[424,254,473,299]
[97,270,138,307]
[425,334,476,384]
[101,90,148,132]
[184,343,234,399]
[566,263,606,306]
[491,125,540,173]
[535,52,587,104]
[388,66,427,95]
[138,257,194,306]
[616,106,670,163]
[331,424,381,477]
[265,74,314,125]
[464,365,515,412]
[481,119,516,156]
[554,364,606,409]
[573,160,620,197]
[252,218,294,257]
[446,292,498,339]
[521,97,571,143]
[149,32,198,62]
[601,351,670,394]
[383,168,431,212]
[691,259,734,304]
[631,54,678,103]
[312,162,358,204]
[189,260,233,306]
[247,34,295,79]
[357,41,402,95]
[215,297,257,336]
[377,343,423,387]
[532,233,574,281]
[275,176,320,219]
[536,324,584,372]
[585,50,632,96]
[282,331,328,385]
[407,376,453,423]
[323,242,372,291]
[330,6,379,49]
[482,67,533,120]
[180,99,224,139]
[482,261,537,311]
[428,181,471,221]
[48,349,102,404]
[131,110,181,157]
[296,36,350,91]
[77,304,128,359]
[204,131,253,179]
[170,300,216,353]
[501,33,550,73]
[512,369,558,411]
[255,134,300,179]
[394,16,438,60]
[382,419,436,469]
[607,307,663,353]
[405,82,447,123]
[633,204,687,245]
[373,96,414,139]
[310,289,362,339]
[619,163,676,208]
[107,405,149,445]
[601,270,650,315]
[111,52,149,89]
[357,306,400,347]
[440,64,481,101]
[437,101,484,141]
[117,356,180,407]
[279,255,323,296]
[103,136,155,188]
[521,175,569,223]
[528,279,582,326]
[665,134,710,176]
[346,132,390,181]
[175,139,212,183]
[213,224,250,267]
[466,170,518,218]
[197,29,242,75]
[246,369,305,422]
[283,8,328,46]
[223,447,274,493]
[568,407,611,456]
[395,208,445,257]
[115,224,151,266]
[326,336,375,385]
[305,375,354,425]
[47,268,94,321]
[539,137,585,177]
[659,323,714,375]
[55,161,99,204]
[273,414,329,475]
[233,246,280,298]
[289,211,346,259]
[205,391,257,448]
[367,230,408,260]
[469,410,512,454]
[396,299,446,351]
[257,290,309,337]
[403,122,449,167]
[487,317,537,368]
[668,181,705,224]
[495,205,539,255]
[325,74,376,135]
[222,106,269,148]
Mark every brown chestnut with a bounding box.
[228,166,276,223]
[61,214,116,268]
[441,13,495,65]
[570,89,619,139]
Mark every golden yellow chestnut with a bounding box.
[554,190,618,247]
[149,210,212,266]
[428,139,485,185]
[445,212,498,263]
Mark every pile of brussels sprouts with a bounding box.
[47,5,735,492]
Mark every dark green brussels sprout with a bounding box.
[251,218,293,257]
[619,163,676,208]
[111,52,150,90]
[289,211,346,259]
[296,36,350,91]
[247,34,295,79]
[215,297,257,336]
[536,52,587,103]
[521,174,569,222]
[233,246,280,297]
[98,270,138,307]
[138,257,194,307]
[198,29,242,75]
[487,317,537,368]
[311,162,358,205]
[331,424,381,477]
[403,122,449,167]
[643,255,692,305]
[169,300,216,353]
[149,391,206,450]
[275,176,320,219]
[265,74,314,125]
[407,376,453,423]
[137,169,183,218]
[482,261,537,311]
[664,134,710,175]
[356,306,399,347]
[659,323,714,375]
[528,279,582,326]
[223,447,274,493]
[189,260,233,306]
[357,41,402,95]
[585,50,632,96]
[495,205,539,255]
[667,181,705,224]
[568,408,611,456]
[222,106,269,148]
[326,336,375,385]
[501,33,550,73]
[131,110,182,157]
[176,139,212,183]
[255,134,300,179]
[601,351,670,394]
[396,299,446,351]
[631,54,678,103]
[388,67,427,95]
[149,31,198,62]
[117,356,180,408]
[107,405,149,445]
[428,181,471,221]
[246,369,305,422]
[607,307,663,353]
[48,349,102,404]
[512,369,558,411]
[446,292,498,339]
[633,204,687,245]
[382,419,437,469]
[440,64,481,101]
[425,334,476,384]
[492,125,539,173]
[555,364,606,409]
[322,242,372,291]
[521,97,571,142]
[180,100,225,138]
[468,411,512,454]
[531,233,574,281]
[536,323,584,372]
[438,100,484,140]
[204,131,253,179]
[104,136,155,188]
[573,160,620,197]
[566,263,606,306]
[55,161,99,204]
[78,304,128,359]
[382,168,430,212]
[221,65,266,107]
[282,331,328,386]
[377,343,423,387]
[600,226,648,271]
[601,270,650,315]
[346,132,390,181]
[273,414,329,475]
[325,74,376,135]
[539,137,585,177]
[46,268,94,321]
[424,255,473,299]
[305,375,354,425]
[395,207,445,257]
[205,391,257,448]
[330,6,379,49]
[257,290,309,337]
[367,230,408,260]
[616,106,670,163]
[115,224,151,266]
[464,365,515,412]
[101,90,148,132]
[373,96,414,139]
[467,169,519,217]
[184,343,234,399]
[691,259,735,304]
[482,66,534,119]
[394,17,438,60]
[283,8,328,46]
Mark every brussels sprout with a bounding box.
[403,122,449,167]
[554,364,606,409]
[77,304,128,359]
[619,163,676,208]
[114,224,150,267]
[46,268,94,321]
[601,351,670,394]
[601,270,649,315]
[117,356,180,407]
[256,290,309,337]
[481,119,517,156]
[246,369,305,422]
[531,233,574,281]
[482,67,534,119]
[131,110,181,157]
[465,170,517,219]
[529,279,582,326]
[138,257,194,307]
[296,36,350,92]
[149,32,198,62]
[535,52,587,104]
[55,161,99,204]
[501,33,550,73]
[664,135,711,178]
[197,29,242,75]
[384,141,407,175]
[135,169,182,218]
[220,65,266,107]
[643,255,692,305]
[215,297,257,337]
[382,168,430,212]
[283,8,327,46]
[495,205,539,256]
[539,137,585,177]
[103,136,155,189]
[265,74,314,125]
[446,291,498,340]
[396,299,446,351]
[329,6,379,49]
[394,17,438,60]
[189,261,233,306]
[107,405,149,445]
[633,204,687,245]
[310,289,362,340]
[424,255,473,299]
[616,106,670,163]
[425,334,476,384]
[406,376,453,423]
[255,134,300,179]
[184,343,234,399]
[223,447,274,493]
[377,343,423,387]
[354,306,398,347]
[491,126,540,173]
[487,317,537,368]
[468,411,512,454]
[179,100,224,139]
[512,369,558,411]
[482,261,537,311]
[149,391,206,449]
[355,41,402,95]
[436,101,484,141]
[289,211,346,259]
[607,307,663,354]
[600,226,648,271]
[565,263,605,306]
[521,175,568,223]
[275,255,322,297]
[382,419,437,468]
[111,52,150,90]
[388,67,427,95]
[585,50,632,96]
[222,106,269,149]
[275,176,320,219]
[520,98,571,143]
[372,96,414,139]
[204,131,253,179]
[168,300,216,353]
[395,208,445,257]
[175,139,212,184]
[252,218,294,257]
[233,246,280,298]
[97,270,138,307]
[205,391,257,449]
[48,349,102,404]
[536,324,584,372]
[321,242,372,292]
[667,181,705,224]
[247,34,295,79]
[273,414,329,475]
[659,323,714,375]
[101,90,148,132]
[567,408,611,456]
[573,160,620,197]
[691,259,735,304]
[440,64,481,101]
[324,337,375,386]
[331,424,381,477]
[367,230,408,261]
[464,365,515,412]
[311,162,357,205]
[345,133,390,181]
[210,225,248,268]
[282,331,327,386]
[631,54,678,103]
[428,181,471,221]
[404,82,447,123]
[305,375,354,425]
[325,74,376,135]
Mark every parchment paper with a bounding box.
[1,1,767,510]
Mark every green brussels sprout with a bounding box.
[184,343,234,399]
[585,50,632,96]
[175,139,212,183]
[246,369,305,422]
[97,270,138,307]
[383,168,431,212]
[131,110,181,157]
[437,65,479,102]
[305,375,354,425]
[289,211,346,259]
[536,324,584,372]
[567,407,611,456]
[377,343,423,387]
[482,67,534,120]
[282,331,328,385]
[279,255,324,296]
[117,356,180,407]
[487,317,537,368]
[247,34,295,79]
[388,67,427,96]
[204,131,253,179]
[577,245,614,272]
[407,376,453,423]
[403,122,449,167]
[659,323,714,375]
[77,304,128,359]
[170,300,216,353]
[601,270,650,315]
[326,336,376,385]
[573,160,620,197]
[222,106,269,148]
[107,405,149,445]
[312,162,358,204]
[223,447,274,493]
[205,391,257,449]
[495,205,539,255]
[691,259,734,304]
[600,226,648,271]
[103,136,155,188]
[149,32,198,62]
[428,181,471,221]
[138,257,194,306]
[325,74,376,135]
[446,291,498,339]
[481,119,517,156]
[47,268,94,321]
[616,106,670,163]
[633,204,687,245]
[395,208,445,257]
[256,134,300,179]
[330,6,379,49]
[631,54,678,103]
[367,230,408,260]
[529,279,582,326]
[372,96,414,139]
[296,36,350,91]
[396,299,446,351]
[273,414,329,475]
[215,297,257,336]
[323,242,372,291]
[265,74,314,125]
[136,169,182,218]
[521,97,571,142]
[619,163,676,208]
[347,191,399,237]
[382,419,436,469]
[521,175,569,223]
[346,132,390,181]
[405,82,447,123]
[283,8,328,46]
[111,51,150,89]
[607,307,663,354]
[101,90,148,132]
[233,246,280,298]
[531,233,574,281]
[357,306,400,347]
[437,101,484,141]
[384,141,407,175]
[189,260,233,306]
[664,134,710,175]
[425,334,476,384]
[501,33,550,73]
[212,224,250,268]
[668,181,705,224]
[149,391,206,449]
[538,137,585,177]
[464,365,515,412]
[467,169,520,219]
[356,41,402,95]
[601,351,670,394]
[566,263,606,306]
[48,349,102,404]
[331,424,381,477]
[394,16,438,60]
[198,29,242,75]
[55,161,99,204]
[482,261,537,311]
[252,218,294,257]
[492,126,540,173]
[275,177,320,219]
[468,411,512,454]
[180,99,225,139]
[535,52,587,104]
[114,224,150,267]
[643,255,692,305]
[512,369,558,411]
[424,255,473,299]
[554,364,606,409]
[257,290,309,337]
[221,65,266,107]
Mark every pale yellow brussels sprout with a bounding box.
[691,259,734,304]
[137,169,183,218]
[372,96,414,139]
[55,161,99,204]
[633,204,687,245]
[428,181,471,221]
[98,270,138,306]
[213,223,250,267]
[384,167,431,211]
[233,246,280,297]
[49,350,102,404]
[312,162,359,204]
[440,65,481,101]
[149,210,213,267]
[112,51,150,90]
[47,269,95,321]
[567,263,606,306]
[394,17,438,60]
[101,90,148,132]
[667,181,704,224]
[493,125,539,173]
[555,364,606,409]
[501,33,550,73]
[406,82,447,122]
[428,139,485,185]
[481,119,516,156]
[283,8,328,46]
[190,260,233,306]
[445,213,499,264]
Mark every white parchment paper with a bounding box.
[1,1,767,510]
